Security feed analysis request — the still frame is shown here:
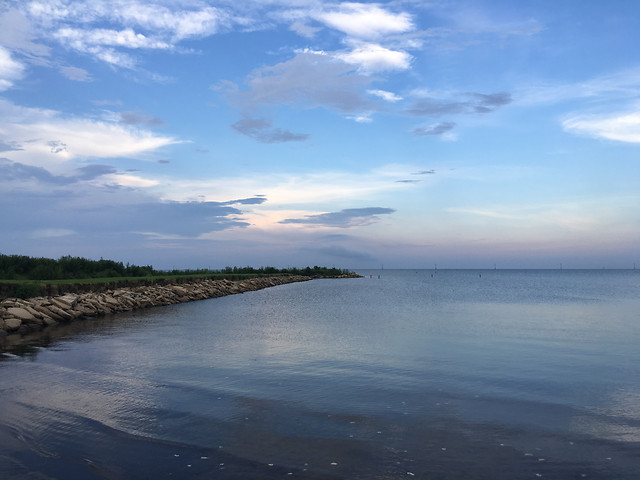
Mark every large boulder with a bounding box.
[50,297,73,310]
[31,304,64,321]
[7,307,38,323]
[4,317,23,331]
[58,294,79,307]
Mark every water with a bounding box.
[1,269,639,479]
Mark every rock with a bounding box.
[50,297,73,310]
[170,286,188,295]
[22,304,45,320]
[58,294,78,307]
[66,310,84,320]
[101,295,121,307]
[0,276,315,340]
[4,317,22,331]
[31,304,64,321]
[41,316,58,326]
[74,304,97,316]
[46,304,73,321]
[7,307,38,323]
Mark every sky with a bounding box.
[0,0,639,270]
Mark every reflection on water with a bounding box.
[0,306,164,358]
[1,270,639,479]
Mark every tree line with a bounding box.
[0,254,351,281]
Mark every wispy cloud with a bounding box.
[157,164,424,206]
[367,89,403,102]
[58,65,92,81]
[30,228,75,239]
[54,27,171,50]
[407,92,512,116]
[280,207,395,228]
[516,66,640,107]
[514,66,640,143]
[231,116,309,143]
[17,1,232,72]
[310,245,378,262]
[119,110,166,127]
[0,46,25,91]
[0,98,179,171]
[289,20,321,38]
[413,121,456,136]
[562,111,640,143]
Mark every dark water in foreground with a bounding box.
[1,269,639,479]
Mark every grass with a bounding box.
[0,272,292,299]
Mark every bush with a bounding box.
[14,283,41,299]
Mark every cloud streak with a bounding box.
[0,45,25,91]
[563,111,640,143]
[407,92,512,116]
[413,122,456,136]
[280,207,395,228]
[119,110,166,127]
[0,99,179,171]
[0,158,117,185]
[232,116,309,143]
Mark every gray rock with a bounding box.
[4,317,22,331]
[7,307,38,323]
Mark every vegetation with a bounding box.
[0,254,352,281]
[0,254,153,281]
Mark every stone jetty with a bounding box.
[0,276,311,337]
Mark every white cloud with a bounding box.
[517,66,640,107]
[316,3,413,39]
[26,1,228,40]
[289,20,320,38]
[0,46,25,91]
[54,27,171,50]
[444,197,636,236]
[59,65,91,81]
[563,111,640,143]
[115,4,227,40]
[30,228,75,239]
[27,1,75,22]
[155,163,421,208]
[52,26,172,68]
[0,98,179,171]
[347,113,373,123]
[367,89,403,102]
[21,1,230,70]
[101,173,160,188]
[336,43,412,73]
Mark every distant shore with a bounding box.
[0,275,357,342]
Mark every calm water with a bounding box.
[1,269,639,479]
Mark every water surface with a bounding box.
[1,270,639,479]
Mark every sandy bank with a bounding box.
[0,276,313,338]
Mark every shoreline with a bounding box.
[0,275,319,341]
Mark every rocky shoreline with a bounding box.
[0,275,314,338]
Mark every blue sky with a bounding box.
[0,0,638,269]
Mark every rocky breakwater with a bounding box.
[0,276,311,337]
